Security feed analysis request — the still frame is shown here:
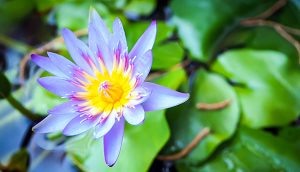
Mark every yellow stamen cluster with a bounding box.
[74,56,137,117]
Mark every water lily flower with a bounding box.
[31,10,189,166]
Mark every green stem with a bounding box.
[6,95,43,121]
[0,34,32,54]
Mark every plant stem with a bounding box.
[157,128,210,161]
[6,95,43,121]
[0,34,32,54]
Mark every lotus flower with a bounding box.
[31,10,189,166]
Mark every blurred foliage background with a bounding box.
[1,0,300,171]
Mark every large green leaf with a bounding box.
[220,26,299,63]
[34,0,64,12]
[0,0,34,33]
[124,0,156,17]
[55,1,112,30]
[219,0,300,62]
[126,22,184,70]
[178,127,300,172]
[170,0,274,61]
[212,49,300,128]
[278,126,300,150]
[274,0,300,29]
[151,68,186,88]
[162,70,239,165]
[66,68,187,172]
[126,22,174,48]
[246,27,298,59]
[152,42,184,69]
[55,2,90,30]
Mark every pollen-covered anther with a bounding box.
[98,80,124,103]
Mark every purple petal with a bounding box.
[47,52,76,77]
[48,101,78,115]
[62,28,97,75]
[123,105,145,125]
[89,23,113,72]
[132,50,152,83]
[32,113,77,133]
[93,112,116,138]
[89,10,110,44]
[112,18,127,54]
[63,115,100,136]
[104,117,124,167]
[89,10,113,72]
[31,54,65,77]
[142,82,190,111]
[38,77,82,97]
[129,21,156,59]
[127,86,151,106]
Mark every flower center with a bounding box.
[98,81,124,103]
[72,56,136,117]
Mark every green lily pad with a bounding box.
[278,126,300,150]
[126,22,184,70]
[124,0,156,17]
[275,0,300,29]
[55,1,112,30]
[152,42,184,70]
[212,49,300,128]
[220,26,299,63]
[162,70,239,165]
[170,0,274,61]
[219,0,300,63]
[151,68,186,88]
[0,0,34,33]
[177,127,300,172]
[35,0,63,12]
